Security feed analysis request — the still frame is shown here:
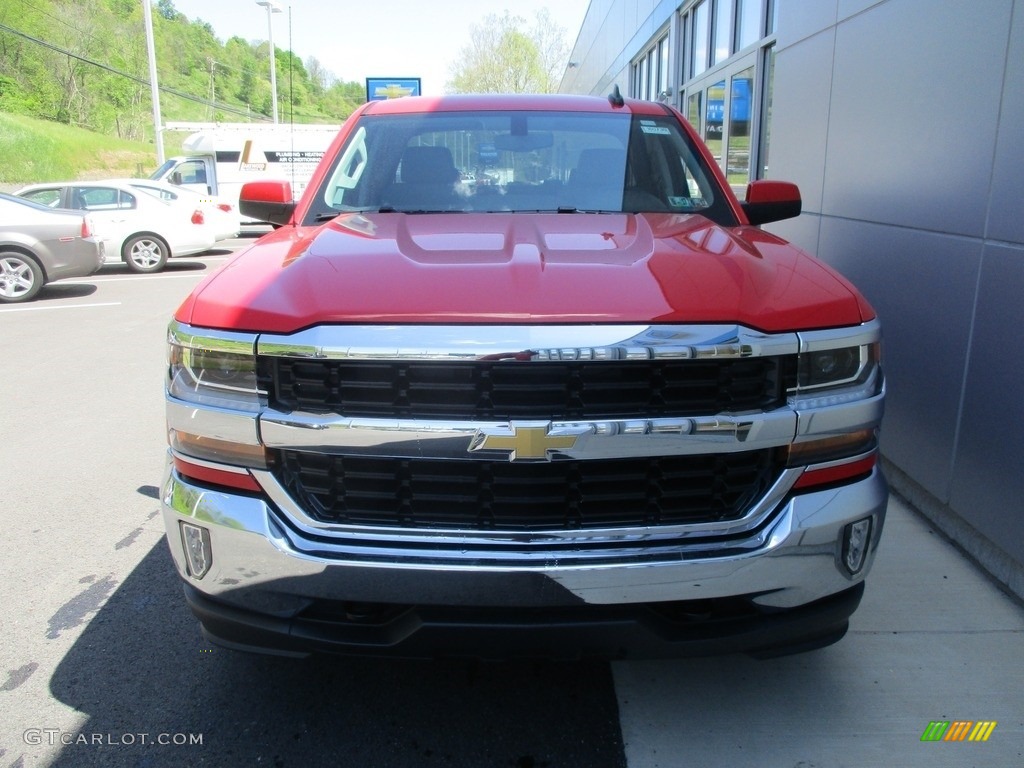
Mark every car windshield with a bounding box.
[305,110,734,225]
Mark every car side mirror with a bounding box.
[741,180,802,225]
[240,180,296,226]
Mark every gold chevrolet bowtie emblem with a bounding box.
[470,422,583,461]
[374,83,416,99]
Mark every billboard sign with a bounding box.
[365,78,422,101]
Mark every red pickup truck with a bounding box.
[162,92,886,659]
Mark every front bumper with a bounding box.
[161,459,887,659]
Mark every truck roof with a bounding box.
[361,92,670,116]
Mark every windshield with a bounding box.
[149,159,178,181]
[304,110,735,226]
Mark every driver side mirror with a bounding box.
[240,180,295,226]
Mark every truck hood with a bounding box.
[179,212,870,333]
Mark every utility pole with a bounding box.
[208,58,216,122]
[142,0,164,164]
[256,1,283,124]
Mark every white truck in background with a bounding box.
[151,122,341,222]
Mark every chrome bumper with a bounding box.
[161,457,887,616]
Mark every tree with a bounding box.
[156,0,180,22]
[446,10,570,94]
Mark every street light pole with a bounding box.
[142,0,164,164]
[255,0,283,123]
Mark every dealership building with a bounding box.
[561,0,1024,598]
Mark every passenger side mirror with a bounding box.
[741,180,802,225]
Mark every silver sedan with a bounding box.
[0,193,105,303]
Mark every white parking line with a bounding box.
[0,301,122,313]
[72,273,212,283]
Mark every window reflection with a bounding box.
[687,91,702,133]
[692,1,709,77]
[704,80,726,166]
[737,0,762,50]
[713,0,733,64]
[727,66,755,189]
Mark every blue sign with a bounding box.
[365,78,422,101]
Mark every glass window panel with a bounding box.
[647,50,655,99]
[726,65,755,189]
[704,79,726,170]
[659,37,670,98]
[692,2,709,77]
[713,0,733,64]
[737,0,762,50]
[759,44,776,178]
[687,91,702,132]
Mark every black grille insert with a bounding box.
[264,357,790,418]
[273,450,783,530]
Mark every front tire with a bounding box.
[123,234,169,273]
[0,251,44,303]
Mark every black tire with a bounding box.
[123,234,169,273]
[0,251,44,303]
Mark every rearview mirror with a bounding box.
[493,132,554,152]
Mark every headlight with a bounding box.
[789,325,883,409]
[167,322,265,412]
[800,346,865,388]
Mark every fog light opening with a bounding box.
[180,522,212,579]
[842,517,872,575]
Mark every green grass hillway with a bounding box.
[0,112,182,187]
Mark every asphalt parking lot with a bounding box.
[1,233,1022,767]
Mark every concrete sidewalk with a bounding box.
[613,494,1024,767]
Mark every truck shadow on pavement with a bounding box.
[47,541,626,768]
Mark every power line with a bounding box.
[0,18,339,124]
[0,20,272,121]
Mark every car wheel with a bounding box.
[0,251,44,303]
[123,235,169,273]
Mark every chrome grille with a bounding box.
[271,450,783,530]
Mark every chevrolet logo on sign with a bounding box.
[469,422,585,461]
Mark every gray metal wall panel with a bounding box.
[823,0,1011,237]
[815,218,983,501]
[775,0,837,48]
[988,7,1024,243]
[949,243,1024,564]
[767,29,835,212]
[838,0,887,19]
[763,211,823,259]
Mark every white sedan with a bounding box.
[104,178,241,242]
[15,180,216,273]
